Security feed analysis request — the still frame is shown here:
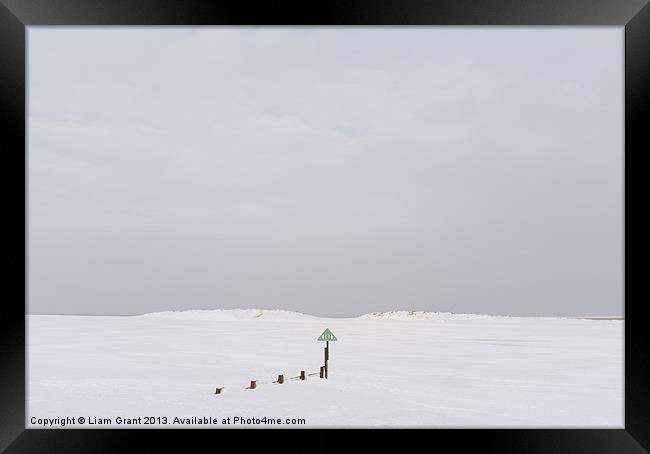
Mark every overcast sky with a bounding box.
[28,27,622,317]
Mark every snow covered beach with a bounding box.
[27,310,623,428]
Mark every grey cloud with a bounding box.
[28,27,622,317]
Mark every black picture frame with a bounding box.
[1,0,647,451]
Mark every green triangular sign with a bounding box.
[318,328,337,341]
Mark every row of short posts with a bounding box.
[217,367,326,394]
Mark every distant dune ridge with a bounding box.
[358,311,497,320]
[138,308,489,321]
[137,308,621,321]
[138,308,319,321]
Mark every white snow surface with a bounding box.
[27,310,623,428]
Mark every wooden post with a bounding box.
[320,366,324,378]
[300,370,306,380]
[250,380,256,389]
[278,374,284,384]
[325,340,329,379]
[215,387,223,394]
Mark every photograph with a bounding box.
[25,26,624,429]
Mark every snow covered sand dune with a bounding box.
[140,308,320,321]
[27,310,623,428]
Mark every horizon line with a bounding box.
[25,308,625,320]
